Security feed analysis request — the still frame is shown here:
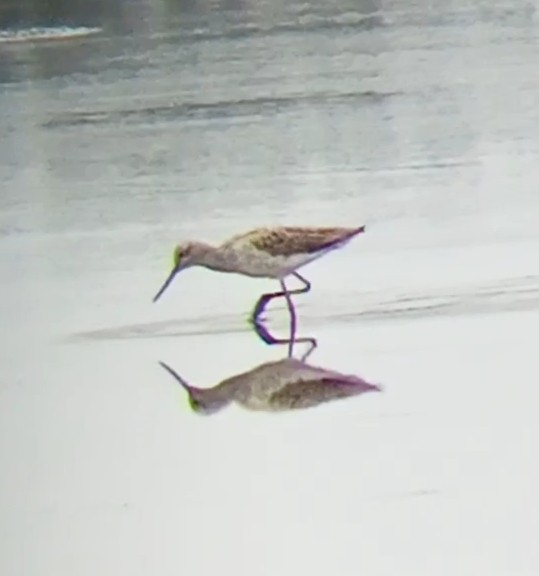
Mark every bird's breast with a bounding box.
[232,249,316,279]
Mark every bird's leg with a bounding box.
[280,278,297,356]
[249,272,312,324]
[252,319,287,346]
[281,272,316,359]
[291,271,312,294]
[252,318,317,361]
[249,289,285,324]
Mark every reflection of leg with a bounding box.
[280,279,296,357]
[252,320,289,346]
[249,273,311,323]
[252,319,317,362]
[298,338,317,362]
[289,271,316,361]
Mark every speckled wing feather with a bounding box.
[224,226,365,257]
[268,376,379,410]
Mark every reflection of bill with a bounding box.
[157,321,381,415]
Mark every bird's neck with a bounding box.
[196,386,234,413]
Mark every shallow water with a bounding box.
[1,1,539,575]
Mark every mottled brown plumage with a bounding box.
[268,377,367,409]
[158,357,381,415]
[152,224,366,327]
[223,226,364,258]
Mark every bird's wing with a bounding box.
[222,226,364,258]
[268,375,379,410]
[219,228,261,250]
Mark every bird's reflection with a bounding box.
[158,320,381,415]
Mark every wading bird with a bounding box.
[152,225,366,329]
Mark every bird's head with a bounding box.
[152,241,202,303]
[172,241,198,269]
[158,361,227,415]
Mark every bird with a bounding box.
[152,225,366,329]
[157,356,381,414]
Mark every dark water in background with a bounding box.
[1,0,538,331]
[1,1,539,575]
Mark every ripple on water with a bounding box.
[67,274,539,343]
[0,26,102,44]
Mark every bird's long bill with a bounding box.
[158,361,191,391]
[152,267,179,302]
